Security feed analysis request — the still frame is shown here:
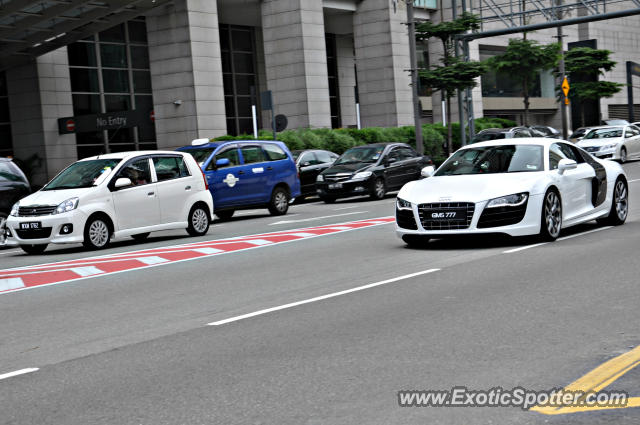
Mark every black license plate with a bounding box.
[428,210,461,220]
[20,222,41,230]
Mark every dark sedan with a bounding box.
[0,158,30,244]
[315,143,431,203]
[292,149,338,198]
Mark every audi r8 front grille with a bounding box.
[477,201,528,228]
[16,228,52,239]
[18,206,56,217]
[396,209,418,230]
[418,202,475,230]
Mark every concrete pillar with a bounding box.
[353,0,413,128]
[261,0,331,129]
[7,48,75,186]
[146,0,226,149]
[336,34,357,128]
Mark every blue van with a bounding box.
[177,140,301,219]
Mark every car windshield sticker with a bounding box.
[223,173,239,187]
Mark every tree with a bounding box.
[564,47,623,126]
[416,13,487,154]
[488,39,559,126]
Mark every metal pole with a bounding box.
[407,0,424,155]
[627,61,635,122]
[556,0,569,139]
[464,39,476,137]
[453,0,467,146]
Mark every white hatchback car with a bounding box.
[5,151,214,254]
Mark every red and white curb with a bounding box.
[0,217,395,295]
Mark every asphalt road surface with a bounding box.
[2,162,640,424]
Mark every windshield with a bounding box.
[584,127,623,139]
[471,132,506,143]
[435,145,544,176]
[335,146,384,165]
[43,159,122,190]
[184,148,215,166]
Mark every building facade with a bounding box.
[2,0,640,185]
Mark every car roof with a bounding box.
[461,137,559,149]
[80,150,189,161]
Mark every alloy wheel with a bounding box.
[545,191,562,238]
[191,208,209,233]
[89,220,109,247]
[375,180,385,198]
[274,191,288,212]
[614,180,628,222]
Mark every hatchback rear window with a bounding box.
[263,144,288,161]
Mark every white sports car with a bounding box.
[396,138,628,247]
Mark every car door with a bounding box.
[297,152,322,194]
[110,157,160,230]
[238,144,269,204]
[549,143,595,220]
[205,144,242,208]
[396,146,423,184]
[382,147,404,189]
[625,125,640,156]
[152,155,192,224]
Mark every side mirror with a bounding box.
[421,166,435,178]
[114,177,133,188]
[557,158,577,174]
[215,158,230,168]
[301,161,311,167]
[386,157,397,165]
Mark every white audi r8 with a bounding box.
[396,138,628,247]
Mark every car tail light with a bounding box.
[199,167,208,190]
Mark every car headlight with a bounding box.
[316,174,324,182]
[352,171,373,180]
[486,193,528,208]
[10,202,19,217]
[53,197,79,215]
[396,197,412,211]
[601,143,618,150]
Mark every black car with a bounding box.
[316,143,431,203]
[470,127,537,143]
[0,158,30,243]
[292,149,338,198]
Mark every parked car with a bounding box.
[396,138,627,247]
[576,124,640,163]
[178,139,301,219]
[316,143,431,203]
[0,158,30,246]
[292,149,338,198]
[603,119,629,125]
[5,151,213,254]
[529,125,561,138]
[470,127,537,143]
[568,127,593,143]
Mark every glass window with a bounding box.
[44,158,122,190]
[436,145,544,175]
[131,46,150,69]
[335,146,384,165]
[128,21,148,43]
[133,71,152,93]
[76,132,104,145]
[583,127,623,139]
[105,94,131,112]
[299,152,320,166]
[232,30,253,52]
[0,98,9,123]
[316,151,335,163]
[73,94,101,115]
[70,68,99,92]
[117,158,151,186]
[100,44,127,68]
[210,146,240,170]
[184,148,215,166]
[0,124,12,154]
[549,144,568,170]
[398,147,418,160]
[177,156,190,177]
[241,146,266,164]
[102,69,129,93]
[100,24,126,43]
[153,156,184,181]
[68,43,97,67]
[233,52,254,73]
[263,144,288,161]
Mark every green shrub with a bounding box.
[298,129,325,150]
[278,130,304,151]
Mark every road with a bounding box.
[2,162,640,424]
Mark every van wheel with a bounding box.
[21,244,47,255]
[187,204,210,236]
[83,216,111,249]
[216,210,235,221]
[268,187,290,216]
[132,233,150,241]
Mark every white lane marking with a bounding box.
[193,247,224,255]
[0,368,39,381]
[504,226,615,254]
[0,277,25,291]
[558,226,612,241]
[244,239,272,246]
[322,226,352,230]
[269,211,367,225]
[69,266,103,277]
[333,206,361,211]
[137,256,168,265]
[208,268,440,326]
[288,232,316,237]
[628,178,640,183]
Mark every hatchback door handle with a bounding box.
[147,191,155,196]
[267,166,273,170]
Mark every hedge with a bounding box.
[212,118,515,165]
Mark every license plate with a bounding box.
[328,183,343,189]
[20,222,41,230]
[429,211,460,220]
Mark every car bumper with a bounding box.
[395,194,543,238]
[583,147,618,160]
[5,209,89,246]
[316,179,373,198]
